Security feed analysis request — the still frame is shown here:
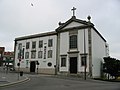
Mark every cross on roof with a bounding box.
[71,7,76,16]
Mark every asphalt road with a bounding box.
[0,75,120,90]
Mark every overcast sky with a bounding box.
[0,0,120,59]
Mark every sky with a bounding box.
[0,0,120,59]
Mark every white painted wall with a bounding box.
[91,29,106,78]
[78,29,89,72]
[60,32,69,55]
[59,32,69,71]
[58,27,107,77]
[59,29,90,73]
[15,35,57,69]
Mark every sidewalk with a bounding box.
[0,67,29,87]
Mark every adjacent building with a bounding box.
[14,15,109,78]
[0,47,5,66]
[2,52,14,68]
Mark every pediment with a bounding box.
[63,21,86,29]
[56,16,93,32]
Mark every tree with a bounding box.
[103,56,120,79]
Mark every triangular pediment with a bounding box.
[62,21,86,29]
[56,16,93,32]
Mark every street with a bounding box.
[0,74,120,90]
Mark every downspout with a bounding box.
[56,32,60,75]
[88,27,92,77]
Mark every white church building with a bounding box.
[14,8,109,78]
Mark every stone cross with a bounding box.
[71,7,76,16]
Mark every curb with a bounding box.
[0,76,30,87]
[94,78,120,82]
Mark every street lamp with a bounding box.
[17,48,22,80]
[17,62,20,80]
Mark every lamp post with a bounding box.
[17,48,22,80]
[17,62,20,80]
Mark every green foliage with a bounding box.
[103,56,120,79]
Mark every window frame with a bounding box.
[48,50,52,58]
[18,43,22,50]
[61,56,66,67]
[32,41,36,49]
[25,52,29,59]
[69,35,77,49]
[31,51,36,59]
[39,40,43,48]
[48,39,53,47]
[38,51,43,58]
[26,42,30,49]
[81,56,87,66]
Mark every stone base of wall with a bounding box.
[58,71,69,76]
[77,72,90,78]
[39,68,55,75]
[15,67,55,75]
[14,67,94,78]
[92,76,100,79]
[15,67,30,73]
[58,71,91,78]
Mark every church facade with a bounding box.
[14,15,109,78]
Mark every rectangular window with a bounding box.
[31,51,36,59]
[48,50,52,58]
[48,39,53,47]
[26,42,30,49]
[18,43,22,50]
[25,52,29,59]
[61,57,66,67]
[81,56,87,66]
[32,41,36,49]
[38,51,43,58]
[39,40,43,48]
[69,35,77,49]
